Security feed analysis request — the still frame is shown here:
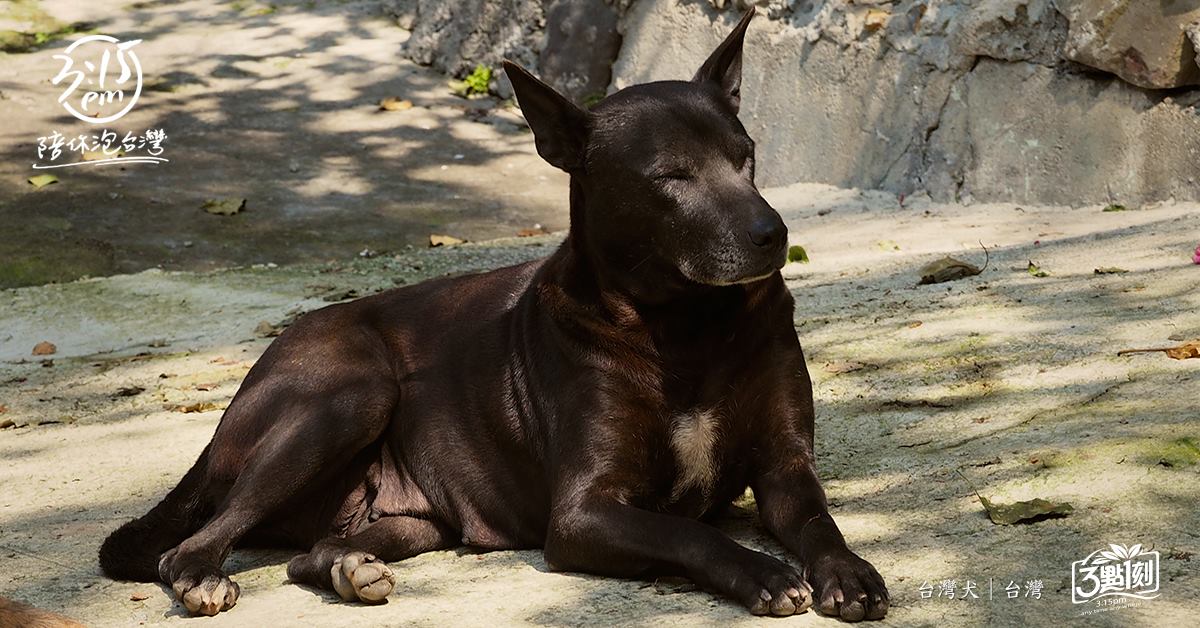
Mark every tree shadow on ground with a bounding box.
[0,0,566,288]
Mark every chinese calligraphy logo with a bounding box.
[52,35,143,124]
[1071,543,1160,604]
[34,34,166,170]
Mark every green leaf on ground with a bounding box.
[1093,267,1128,275]
[787,245,809,263]
[1102,204,1128,212]
[1027,261,1049,277]
[979,496,1073,525]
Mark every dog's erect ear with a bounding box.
[504,60,588,173]
[692,7,755,112]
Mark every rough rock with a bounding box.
[394,0,1200,205]
[612,0,1200,206]
[1190,21,1200,73]
[1059,0,1200,89]
[391,0,627,102]
[947,60,1200,205]
[393,0,546,80]
[539,0,623,104]
[952,0,1067,66]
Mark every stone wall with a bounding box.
[394,0,1200,206]
[385,0,627,101]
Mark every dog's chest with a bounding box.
[658,408,742,515]
[668,409,721,499]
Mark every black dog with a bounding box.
[99,8,888,621]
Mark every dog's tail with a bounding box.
[99,448,211,582]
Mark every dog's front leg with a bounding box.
[754,459,889,621]
[544,495,812,616]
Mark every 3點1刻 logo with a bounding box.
[1071,543,1160,604]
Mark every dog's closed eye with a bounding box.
[655,170,693,182]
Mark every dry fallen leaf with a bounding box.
[1117,341,1200,360]
[130,592,149,601]
[517,225,549,237]
[28,174,58,188]
[379,97,414,111]
[1167,343,1200,360]
[429,234,465,247]
[171,401,222,413]
[918,244,989,285]
[254,320,283,338]
[918,257,981,285]
[202,198,246,216]
[31,341,57,356]
[979,496,1074,525]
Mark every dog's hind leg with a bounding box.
[159,379,399,616]
[286,515,457,604]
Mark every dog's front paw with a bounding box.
[805,550,888,621]
[159,549,240,616]
[168,565,240,615]
[724,551,813,616]
[331,551,395,604]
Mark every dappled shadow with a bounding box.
[0,0,566,288]
[2,198,1197,624]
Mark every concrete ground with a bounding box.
[2,185,1198,627]
[1,1,1198,626]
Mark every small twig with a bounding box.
[1116,347,1174,356]
[954,468,985,505]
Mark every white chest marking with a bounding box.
[669,409,720,500]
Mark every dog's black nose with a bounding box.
[748,215,787,248]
